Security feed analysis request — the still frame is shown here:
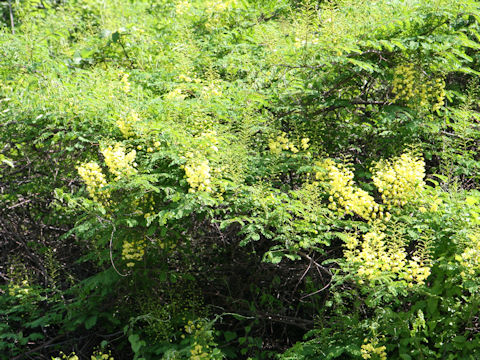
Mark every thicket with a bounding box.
[2,0,480,359]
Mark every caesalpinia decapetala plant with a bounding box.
[101,143,137,179]
[184,155,212,193]
[361,338,387,360]
[321,151,431,287]
[116,110,141,138]
[77,161,110,202]
[319,159,387,221]
[321,150,425,221]
[77,142,137,203]
[182,131,221,193]
[268,132,309,155]
[371,151,425,208]
[457,232,480,279]
[122,239,146,267]
[343,230,431,287]
[392,63,446,111]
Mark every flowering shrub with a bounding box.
[392,63,446,111]
[77,161,109,202]
[361,339,387,360]
[101,143,137,178]
[3,0,480,359]
[343,230,431,287]
[183,157,212,193]
[371,151,425,207]
[116,110,141,138]
[268,133,309,155]
[321,159,385,221]
[122,239,146,267]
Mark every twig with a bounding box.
[7,0,15,34]
[109,223,128,277]
[7,199,32,210]
[11,335,64,360]
[297,251,332,276]
[440,130,471,140]
[300,278,332,299]
[293,256,313,295]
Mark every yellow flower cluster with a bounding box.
[321,160,386,221]
[184,320,196,334]
[119,71,131,93]
[201,82,222,98]
[205,0,237,14]
[431,78,446,112]
[268,132,309,155]
[184,320,217,360]
[429,197,442,212]
[181,131,221,193]
[185,131,220,155]
[91,350,114,360]
[392,64,446,111]
[361,339,387,360]
[116,110,140,138]
[392,63,416,101]
[175,0,191,15]
[184,157,212,193]
[202,0,240,29]
[457,233,480,278]
[348,231,406,279]
[372,152,425,207]
[190,343,209,360]
[165,88,187,101]
[101,143,137,179]
[52,352,79,360]
[8,279,30,297]
[178,74,201,83]
[122,239,145,267]
[53,350,113,360]
[77,161,109,202]
[344,231,431,286]
[406,257,431,286]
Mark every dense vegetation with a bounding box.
[2,0,480,359]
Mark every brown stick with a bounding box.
[11,334,64,360]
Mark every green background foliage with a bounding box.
[2,0,480,359]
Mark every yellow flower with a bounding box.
[101,143,137,178]
[116,110,140,138]
[77,161,109,202]
[301,138,310,150]
[372,151,425,207]
[361,339,387,360]
[185,158,212,193]
[119,71,131,93]
[323,159,381,220]
[122,239,145,266]
[165,88,186,100]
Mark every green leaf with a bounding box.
[453,336,467,343]
[112,32,120,43]
[346,58,375,72]
[250,233,260,241]
[224,331,237,342]
[284,253,300,261]
[85,315,97,330]
[129,334,145,353]
[1,157,14,168]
